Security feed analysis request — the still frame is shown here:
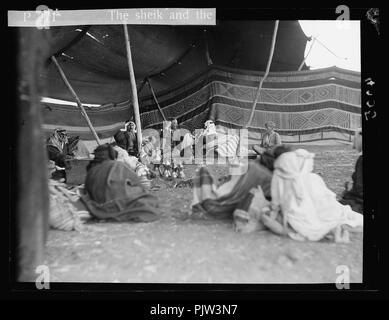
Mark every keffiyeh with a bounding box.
[271,149,363,241]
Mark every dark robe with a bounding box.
[126,131,138,156]
[340,155,363,214]
[113,130,129,151]
[192,161,273,220]
[47,145,67,168]
[114,130,138,156]
[81,160,159,222]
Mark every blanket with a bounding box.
[81,160,160,222]
[191,161,272,220]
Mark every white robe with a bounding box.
[113,146,148,176]
[271,149,363,241]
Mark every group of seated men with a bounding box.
[45,119,364,242]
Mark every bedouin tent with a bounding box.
[38,21,361,147]
[14,20,361,281]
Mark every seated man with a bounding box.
[81,144,160,223]
[261,148,363,242]
[111,139,153,185]
[46,128,71,168]
[47,128,91,163]
[193,120,220,159]
[203,120,217,136]
[67,136,90,159]
[339,128,363,214]
[253,121,282,155]
[232,145,293,233]
[126,121,139,157]
[113,121,138,157]
[139,135,160,165]
[46,128,90,181]
[198,120,217,142]
[113,123,129,151]
[191,145,291,221]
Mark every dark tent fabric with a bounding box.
[34,21,360,145]
[40,21,309,104]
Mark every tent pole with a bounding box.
[204,28,213,65]
[298,37,316,71]
[123,24,143,154]
[147,77,167,122]
[245,20,279,128]
[50,56,101,145]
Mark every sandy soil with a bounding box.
[44,145,363,283]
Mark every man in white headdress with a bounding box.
[203,120,217,136]
[200,120,239,160]
[253,121,282,155]
[261,148,363,242]
[126,121,138,157]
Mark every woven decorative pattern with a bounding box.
[42,66,361,143]
[212,82,360,106]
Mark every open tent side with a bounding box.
[35,21,360,150]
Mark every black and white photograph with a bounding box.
[6,4,384,301]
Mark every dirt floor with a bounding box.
[44,144,363,283]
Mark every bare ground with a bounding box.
[44,144,363,283]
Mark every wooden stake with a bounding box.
[123,24,143,154]
[246,21,279,128]
[50,56,101,145]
